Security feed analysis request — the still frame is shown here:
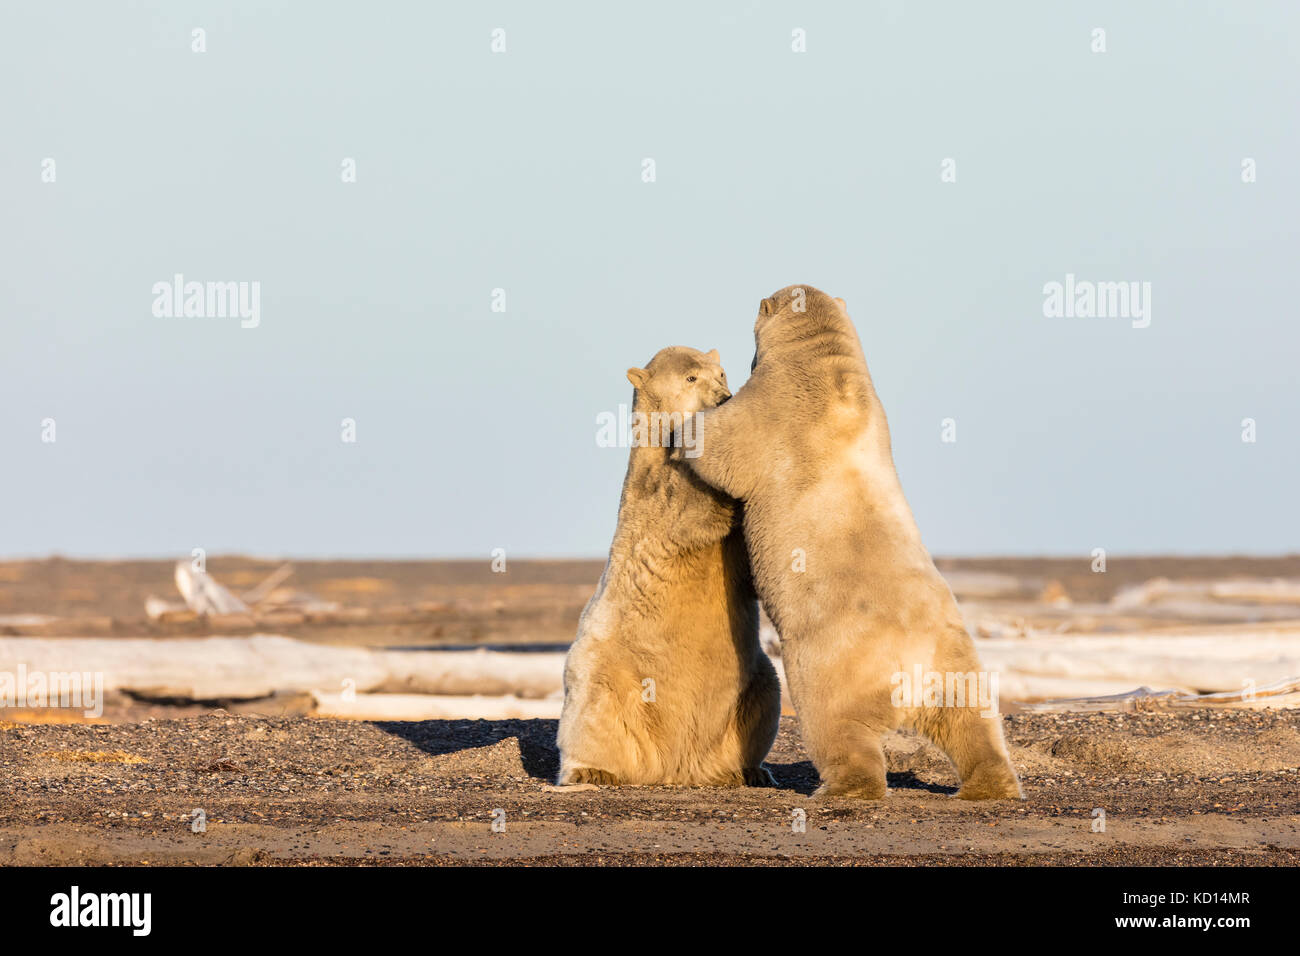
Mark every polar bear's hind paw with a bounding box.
[564,767,621,786]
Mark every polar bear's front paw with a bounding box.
[743,765,778,788]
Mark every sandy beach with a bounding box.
[1,711,1296,866]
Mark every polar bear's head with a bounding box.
[626,346,731,414]
[751,285,851,369]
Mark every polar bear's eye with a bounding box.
[686,375,697,383]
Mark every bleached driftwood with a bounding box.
[144,596,191,621]
[240,562,296,605]
[140,560,400,626]
[165,562,337,617]
[1112,577,1300,608]
[1020,676,1300,713]
[965,602,1300,638]
[310,690,562,720]
[3,624,1297,708]
[0,614,58,628]
[977,629,1300,697]
[254,591,340,614]
[173,563,250,616]
[1210,579,1300,603]
[1099,600,1300,622]
[0,635,567,701]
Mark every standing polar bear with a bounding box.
[556,346,781,787]
[684,286,1022,800]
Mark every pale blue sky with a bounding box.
[2,1,1297,558]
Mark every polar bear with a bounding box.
[556,346,780,787]
[682,287,1022,800]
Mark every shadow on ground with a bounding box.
[375,719,956,797]
[767,760,956,796]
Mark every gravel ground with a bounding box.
[1,711,1296,866]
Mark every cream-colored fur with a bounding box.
[684,288,1023,800]
[557,346,780,787]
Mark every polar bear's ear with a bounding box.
[759,297,774,316]
[626,367,650,389]
[834,297,848,312]
[705,349,719,363]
